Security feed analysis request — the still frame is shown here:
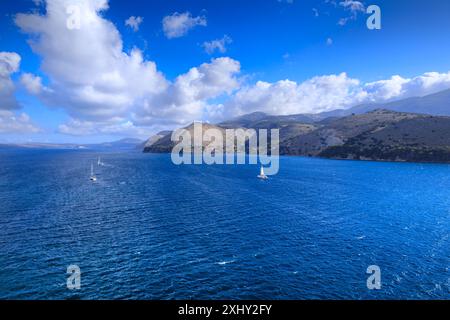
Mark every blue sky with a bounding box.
[1,0,450,143]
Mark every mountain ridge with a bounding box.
[0,138,144,151]
[143,98,450,164]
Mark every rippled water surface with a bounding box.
[0,149,449,299]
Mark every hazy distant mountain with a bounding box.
[323,89,450,117]
[91,138,144,151]
[0,138,144,151]
[0,142,86,150]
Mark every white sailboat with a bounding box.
[257,166,268,180]
[90,163,97,181]
[97,156,106,167]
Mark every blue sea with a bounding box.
[0,149,449,300]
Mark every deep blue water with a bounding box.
[0,149,449,300]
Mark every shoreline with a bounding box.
[142,150,450,166]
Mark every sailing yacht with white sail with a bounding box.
[90,163,97,181]
[257,166,268,180]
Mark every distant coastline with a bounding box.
[143,111,450,165]
[0,138,144,152]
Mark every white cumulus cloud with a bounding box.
[0,52,21,110]
[133,57,241,126]
[223,70,450,118]
[125,16,143,32]
[336,0,365,25]
[0,110,40,134]
[225,73,366,117]
[0,52,40,133]
[15,0,168,123]
[15,0,240,135]
[58,118,148,137]
[339,0,365,13]
[20,73,46,95]
[162,12,207,39]
[202,35,232,55]
[364,72,450,101]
